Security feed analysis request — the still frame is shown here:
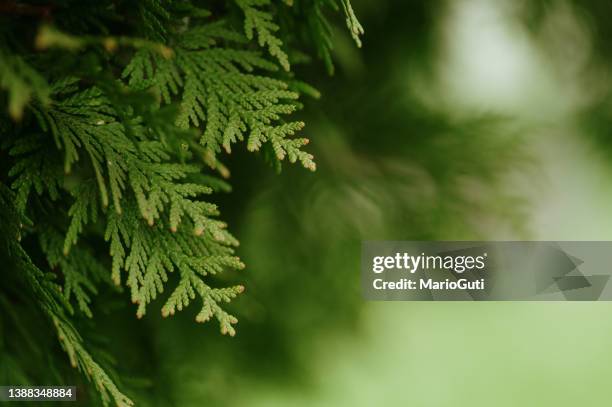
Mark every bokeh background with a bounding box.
[93,0,612,405]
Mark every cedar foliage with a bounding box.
[0,1,362,405]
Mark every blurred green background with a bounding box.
[97,0,612,405]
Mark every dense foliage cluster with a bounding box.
[0,1,362,405]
